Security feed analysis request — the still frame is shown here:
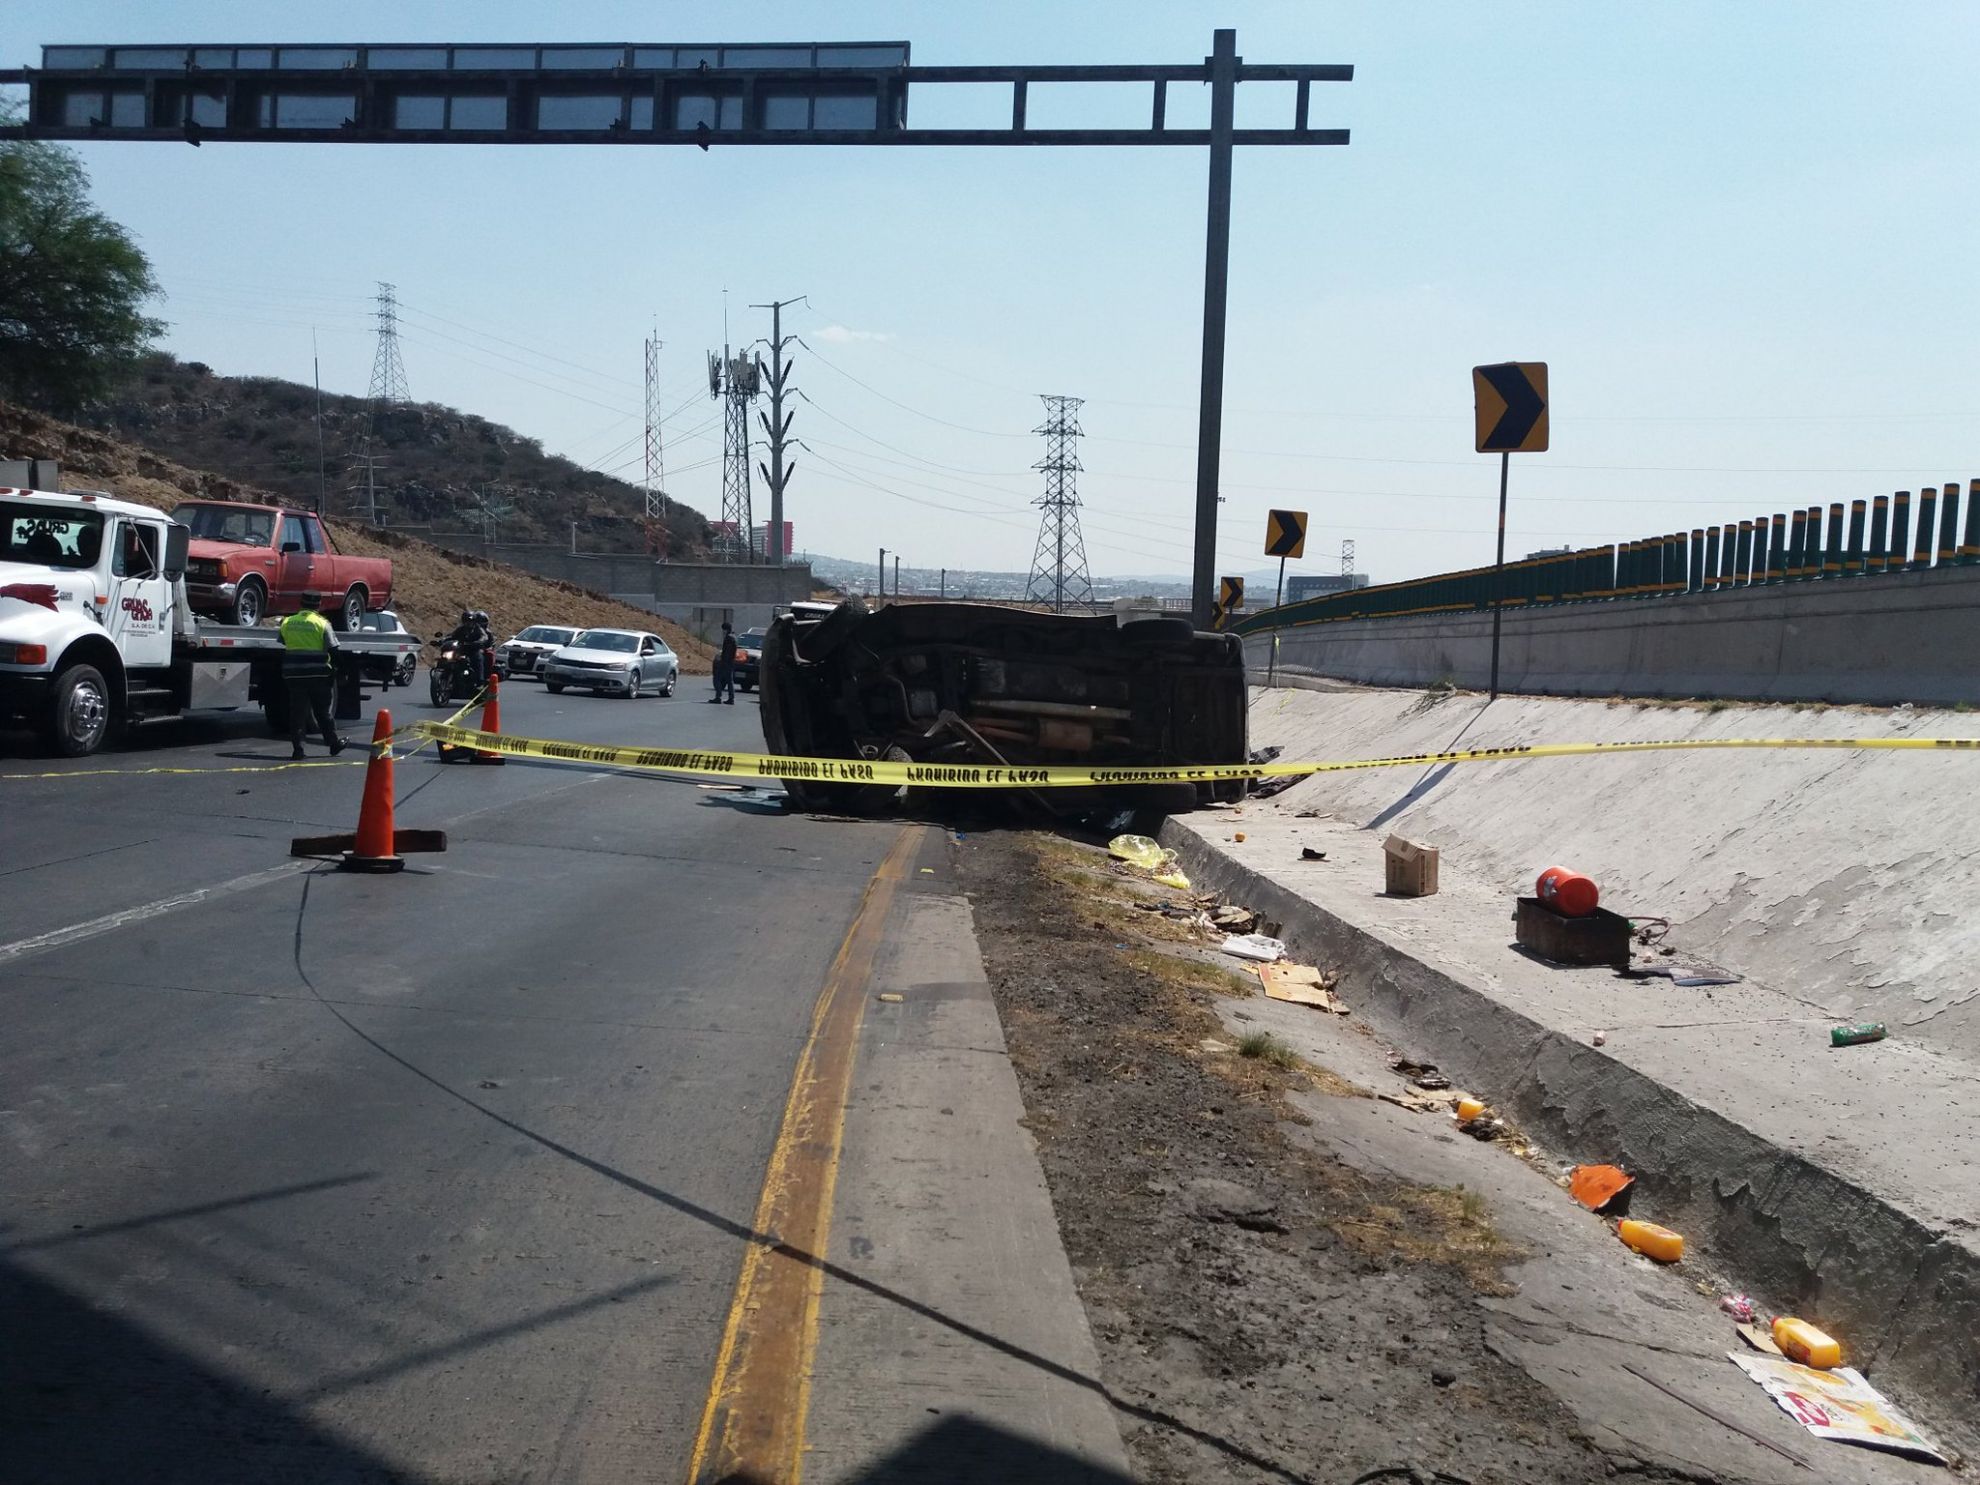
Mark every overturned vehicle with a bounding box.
[757,600,1249,813]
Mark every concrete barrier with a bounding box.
[415,533,812,608]
[1248,565,1980,706]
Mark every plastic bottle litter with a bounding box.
[1772,1316,1842,1369]
[1830,1022,1887,1047]
[1617,1219,1685,1263]
[1536,865,1601,918]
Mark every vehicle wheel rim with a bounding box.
[238,588,261,625]
[67,677,108,749]
[629,670,640,698]
[344,593,362,629]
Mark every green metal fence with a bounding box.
[1228,477,1979,637]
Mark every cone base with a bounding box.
[338,854,406,874]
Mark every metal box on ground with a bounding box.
[1514,896,1632,967]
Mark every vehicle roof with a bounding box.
[173,498,292,515]
[0,485,160,522]
[571,627,658,640]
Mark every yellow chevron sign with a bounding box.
[1264,509,1308,559]
[1473,361,1549,453]
[1219,575,1245,612]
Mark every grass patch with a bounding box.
[1331,1182,1519,1293]
[1237,1030,1301,1068]
[1125,948,1253,997]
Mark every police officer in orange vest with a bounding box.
[279,592,348,761]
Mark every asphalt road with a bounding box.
[0,675,910,1482]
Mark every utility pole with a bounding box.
[878,547,886,600]
[894,553,901,596]
[751,295,804,566]
[940,568,946,599]
[571,521,579,556]
[311,330,326,518]
[1190,29,1239,628]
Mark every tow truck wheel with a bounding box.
[45,663,114,757]
[338,588,365,633]
[230,580,266,628]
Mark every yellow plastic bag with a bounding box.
[1108,834,1168,870]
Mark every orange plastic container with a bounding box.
[1772,1317,1842,1369]
[1536,866,1600,918]
[1456,1098,1487,1123]
[1617,1219,1684,1263]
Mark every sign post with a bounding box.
[1471,363,1549,700]
[1264,508,1307,609]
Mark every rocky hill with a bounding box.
[78,353,710,558]
[0,400,713,672]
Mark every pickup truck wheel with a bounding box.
[545,681,565,695]
[45,663,114,757]
[337,588,365,632]
[230,580,266,628]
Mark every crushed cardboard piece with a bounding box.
[1257,961,1348,1013]
[1735,1322,1783,1357]
[1378,1087,1461,1115]
[1727,1354,1946,1464]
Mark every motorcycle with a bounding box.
[428,637,485,707]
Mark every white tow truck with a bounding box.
[0,485,418,756]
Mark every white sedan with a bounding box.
[542,629,678,699]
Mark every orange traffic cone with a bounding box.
[473,672,506,765]
[341,710,405,873]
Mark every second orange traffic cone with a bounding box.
[340,710,405,873]
[473,671,506,765]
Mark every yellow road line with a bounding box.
[685,827,918,1485]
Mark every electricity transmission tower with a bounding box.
[1340,539,1355,576]
[1024,395,1094,612]
[750,295,804,566]
[708,343,760,561]
[349,281,411,526]
[644,333,668,557]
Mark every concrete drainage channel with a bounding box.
[1158,813,1980,1456]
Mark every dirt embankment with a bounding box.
[955,828,1704,1485]
[1,402,713,673]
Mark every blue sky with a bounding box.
[6,2,1977,584]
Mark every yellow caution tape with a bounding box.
[412,720,1980,790]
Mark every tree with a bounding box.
[0,119,162,413]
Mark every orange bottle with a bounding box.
[1537,866,1600,917]
[1772,1317,1842,1369]
[1617,1219,1684,1263]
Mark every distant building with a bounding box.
[1284,573,1370,604]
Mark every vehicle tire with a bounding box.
[396,654,417,687]
[45,662,115,757]
[546,681,565,695]
[429,667,450,708]
[625,668,641,700]
[1120,615,1195,643]
[337,587,365,632]
[661,671,676,697]
[230,579,266,628]
[794,600,866,662]
[740,679,755,692]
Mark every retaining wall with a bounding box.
[1247,565,1980,706]
[417,533,812,607]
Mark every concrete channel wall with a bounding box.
[416,532,813,609]
[1245,565,1980,706]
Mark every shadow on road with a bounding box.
[712,1413,1138,1484]
[0,1257,404,1484]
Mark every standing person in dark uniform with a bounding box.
[280,591,347,760]
[709,621,738,704]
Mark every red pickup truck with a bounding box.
[171,502,394,630]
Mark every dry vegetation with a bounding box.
[1,401,713,672]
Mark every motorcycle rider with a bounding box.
[446,608,495,686]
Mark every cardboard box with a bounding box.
[1383,834,1439,897]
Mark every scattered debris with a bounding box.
[1107,834,1170,871]
[1719,1292,1757,1324]
[1735,1322,1783,1356]
[1250,774,1301,799]
[1209,904,1258,933]
[1294,808,1331,819]
[1383,833,1440,897]
[876,993,904,1003]
[1455,1097,1487,1123]
[1617,1218,1685,1263]
[1568,1163,1634,1214]
[1153,870,1192,891]
[1233,831,1247,843]
[1220,932,1287,963]
[1182,1176,1288,1233]
[1411,1071,1451,1091]
[1258,961,1347,1013]
[1300,846,1327,861]
[1728,1354,1947,1464]
[1831,1021,1888,1047]
[1772,1316,1842,1369]
[1378,1088,1459,1115]
[1535,865,1601,917]
[1592,1029,1608,1046]
[1627,964,1743,987]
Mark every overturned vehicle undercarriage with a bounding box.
[757,600,1249,814]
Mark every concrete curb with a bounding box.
[1159,814,1980,1452]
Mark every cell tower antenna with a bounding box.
[1023,394,1095,612]
[709,319,758,563]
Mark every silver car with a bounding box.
[542,628,678,698]
[497,623,581,680]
